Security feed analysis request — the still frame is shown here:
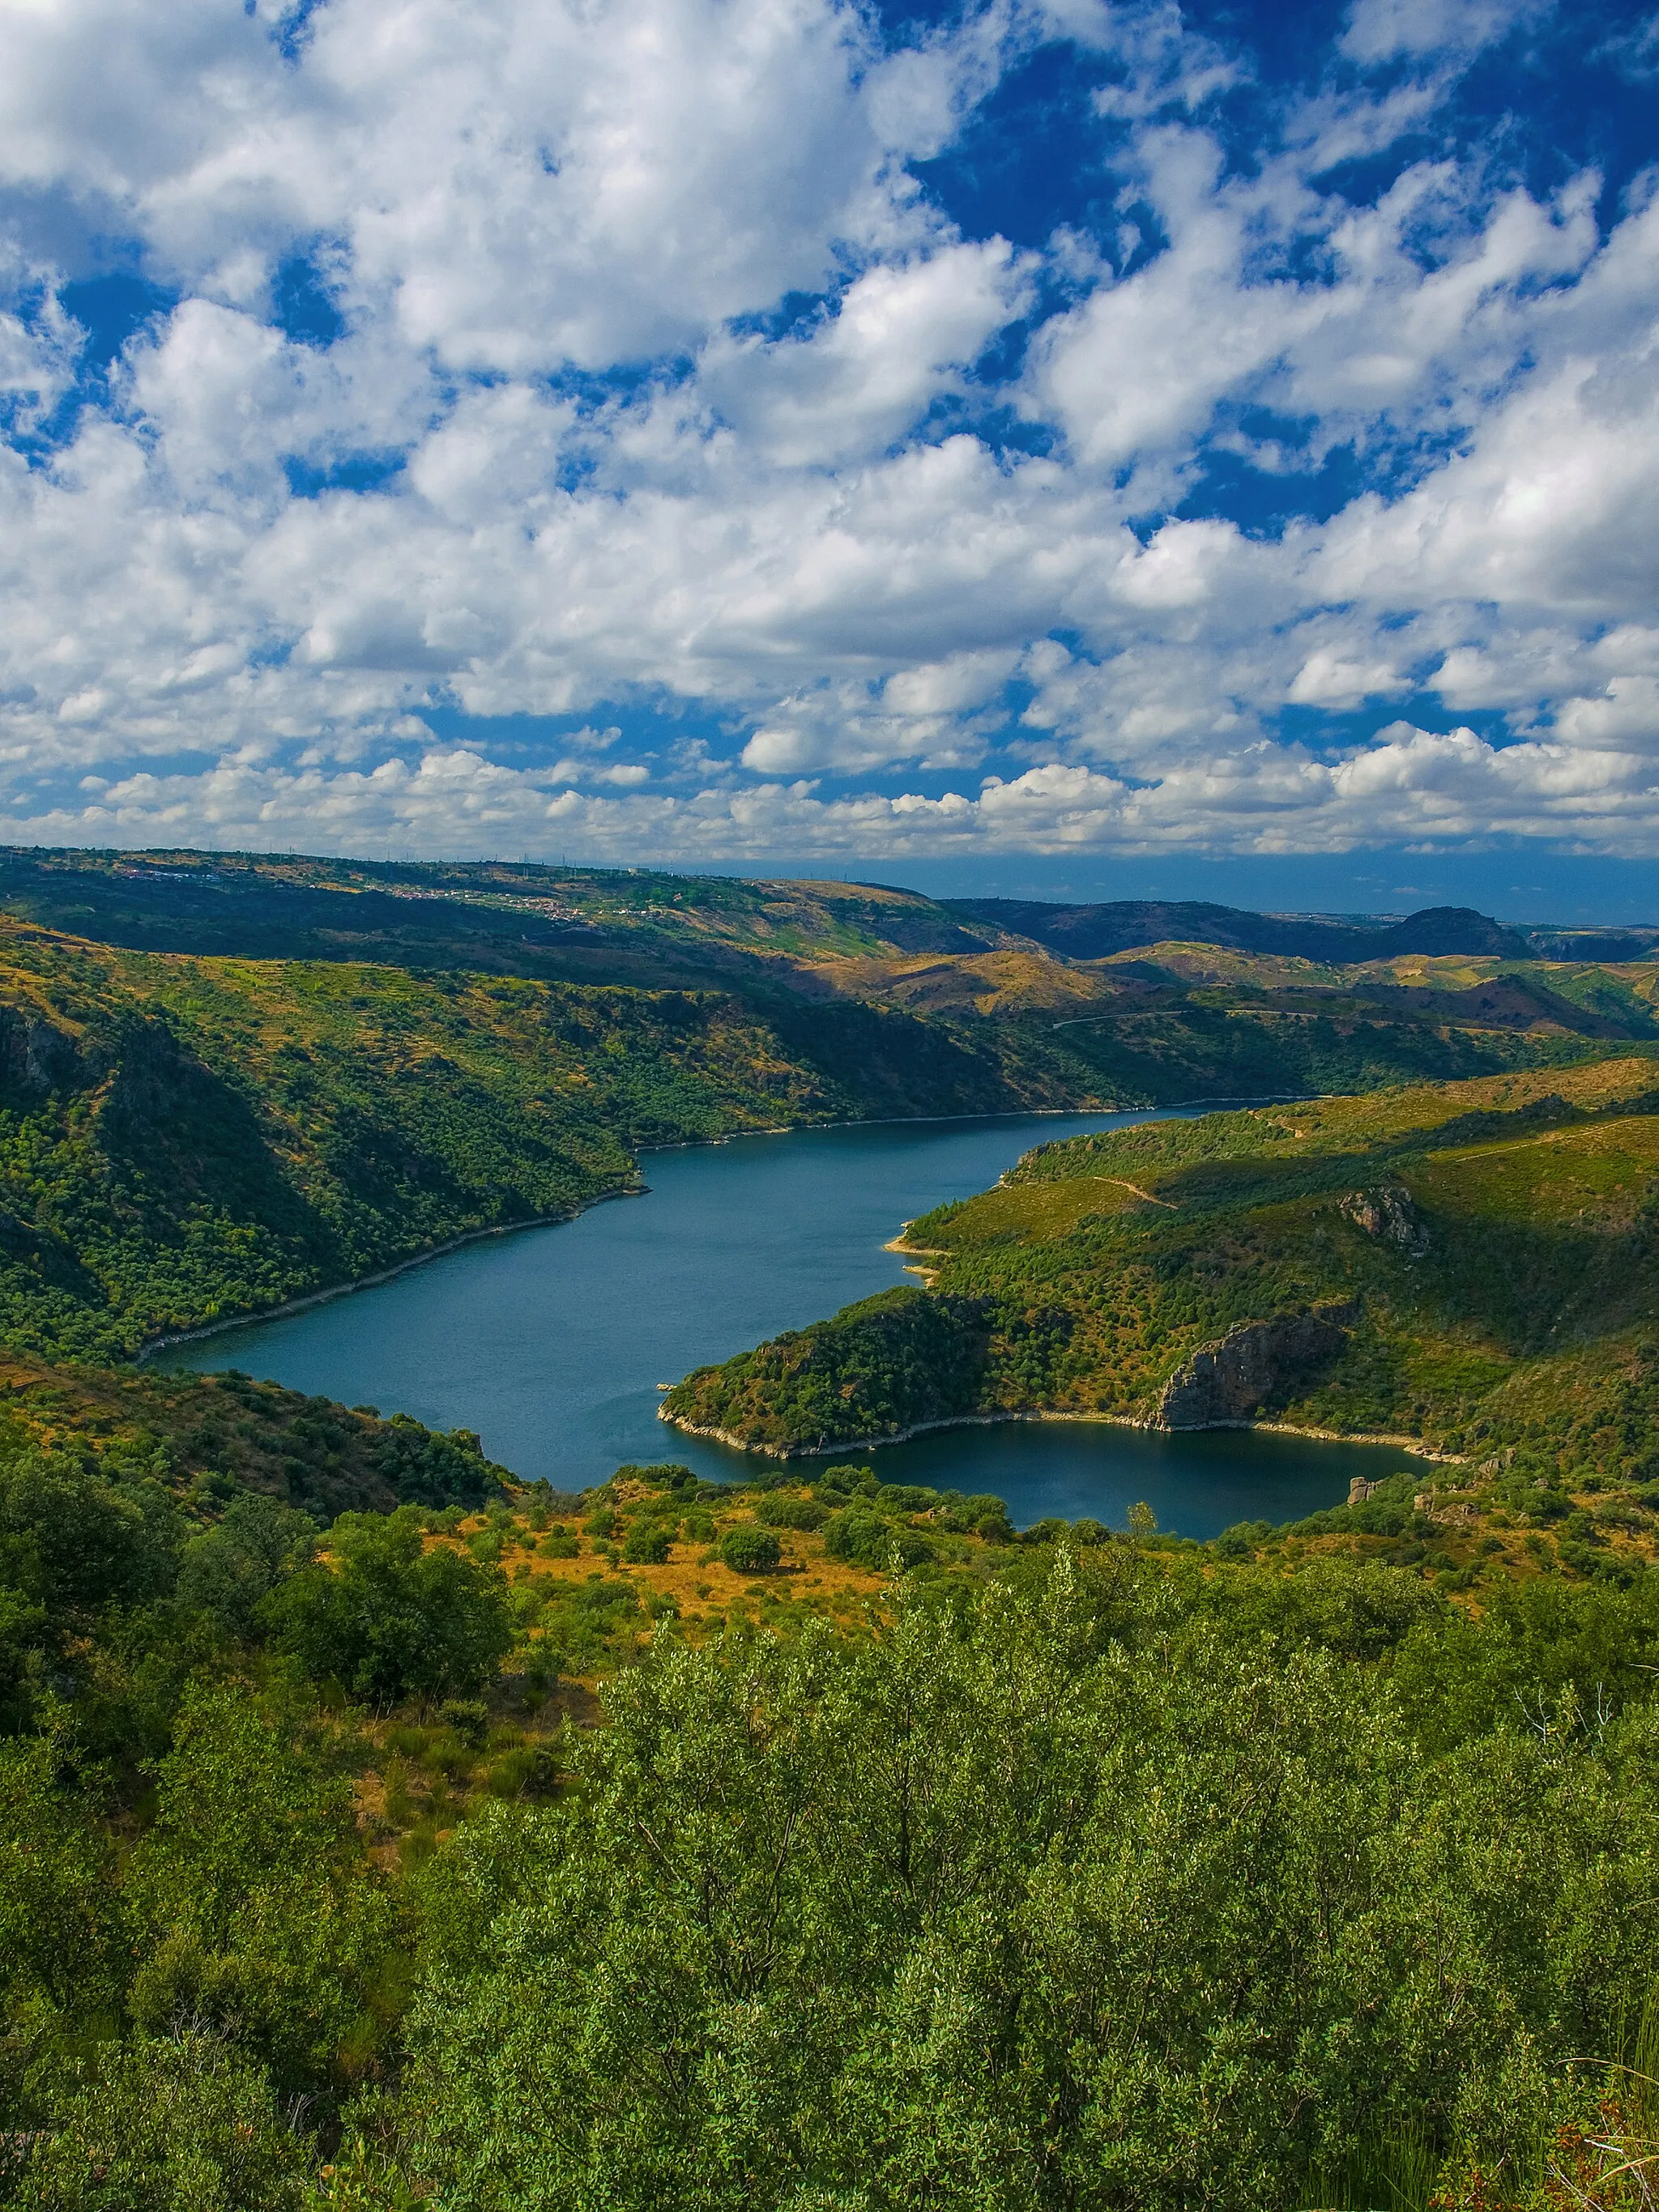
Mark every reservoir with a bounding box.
[151,1107,1427,1535]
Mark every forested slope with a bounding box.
[1,846,1652,1115]
[0,917,1085,1362]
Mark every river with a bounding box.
[150,1107,1427,1534]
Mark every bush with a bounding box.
[10,2031,312,2211]
[614,1462,697,1494]
[822,1508,933,1572]
[816,1464,877,1499]
[718,1524,782,1575]
[623,1523,672,1565]
[176,1494,316,1636]
[485,1748,542,1799]
[756,1495,829,1532]
[437,1698,489,1747]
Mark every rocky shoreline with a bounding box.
[659,1396,1450,1464]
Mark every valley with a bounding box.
[2,847,1658,2211]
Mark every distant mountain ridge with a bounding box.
[942,897,1533,964]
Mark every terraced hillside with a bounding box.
[662,1054,1659,1523]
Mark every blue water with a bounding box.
[151,1109,1426,1533]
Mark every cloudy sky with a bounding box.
[2,0,1657,903]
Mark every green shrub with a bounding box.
[261,1506,513,1703]
[9,2031,312,2211]
[756,1495,829,1531]
[623,1524,672,1565]
[484,1748,541,1799]
[718,1524,782,1575]
[437,1698,489,1747]
[821,1508,933,1572]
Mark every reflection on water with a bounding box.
[152,1107,1426,1532]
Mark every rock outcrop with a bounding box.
[1153,1302,1356,1430]
[0,1005,81,1099]
[1340,1183,1429,1257]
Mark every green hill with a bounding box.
[0,916,1084,1364]
[661,1055,1659,1546]
[0,846,1651,1119]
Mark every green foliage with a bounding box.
[821,1505,934,1571]
[0,1724,117,2034]
[2,1405,1659,2207]
[175,1494,316,1637]
[663,1286,989,1453]
[123,1680,394,2091]
[0,1442,178,1623]
[621,1522,673,1565]
[717,1524,782,1575]
[399,1565,1659,2211]
[263,1508,513,1703]
[530,1575,642,1677]
[7,2031,312,2211]
[754,1494,829,1531]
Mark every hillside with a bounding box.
[3,859,1659,2209]
[661,1054,1659,1558]
[0,1350,506,1519]
[0,847,1652,1119]
[0,915,1095,1364]
[942,895,1534,962]
[5,1421,1658,2209]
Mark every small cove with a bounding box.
[151,1107,1429,1535]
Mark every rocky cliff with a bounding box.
[1153,1303,1356,1429]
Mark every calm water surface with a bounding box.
[151,1109,1426,1534]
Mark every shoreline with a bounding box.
[138,1184,646,1360]
[135,1089,1294,1365]
[659,1400,1455,1464]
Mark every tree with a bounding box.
[125,1679,394,2091]
[8,2031,311,2212]
[262,1506,513,1703]
[0,1723,117,2056]
[0,1445,181,1623]
[718,1524,781,1575]
[175,1493,316,1638]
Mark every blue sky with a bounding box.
[0,0,1657,912]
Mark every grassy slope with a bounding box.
[660,1056,1659,1558]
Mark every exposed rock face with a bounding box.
[1340,1183,1429,1257]
[1154,1302,1356,1430]
[0,1006,81,1099]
